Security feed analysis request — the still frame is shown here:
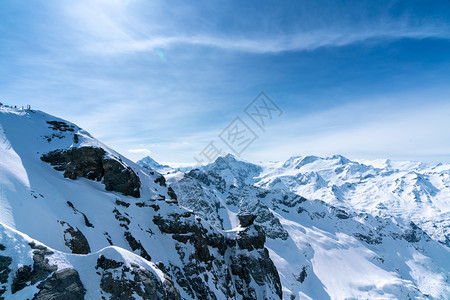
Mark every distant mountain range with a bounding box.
[1,106,449,299]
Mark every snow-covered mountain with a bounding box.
[1,106,449,299]
[137,156,171,172]
[257,155,450,246]
[169,154,450,299]
[137,156,194,176]
[0,107,281,299]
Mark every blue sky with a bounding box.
[1,0,450,164]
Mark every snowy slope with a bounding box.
[0,107,282,299]
[169,154,450,299]
[0,222,175,299]
[257,155,450,246]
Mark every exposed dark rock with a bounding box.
[59,221,91,254]
[113,208,130,229]
[153,212,196,235]
[115,199,130,208]
[41,147,105,180]
[98,262,181,300]
[336,212,350,219]
[46,121,75,132]
[167,186,177,201]
[238,213,257,227]
[154,175,167,187]
[185,169,212,185]
[29,243,58,284]
[34,268,85,300]
[66,201,94,228]
[403,222,430,243]
[276,194,307,208]
[81,214,94,228]
[0,244,5,251]
[103,158,141,197]
[11,243,58,294]
[297,207,306,214]
[0,255,11,283]
[11,265,32,294]
[103,232,113,245]
[236,225,266,251]
[96,255,123,270]
[43,133,65,143]
[135,202,160,211]
[41,147,141,197]
[294,266,308,283]
[230,248,282,300]
[153,211,282,299]
[354,233,383,245]
[124,231,151,261]
[0,255,12,297]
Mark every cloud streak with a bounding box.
[61,0,450,55]
[85,28,450,55]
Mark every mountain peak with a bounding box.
[213,153,239,164]
[136,156,169,171]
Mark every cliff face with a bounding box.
[41,147,141,198]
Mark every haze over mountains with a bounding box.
[1,106,449,299]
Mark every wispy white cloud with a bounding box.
[60,0,450,55]
[85,28,450,54]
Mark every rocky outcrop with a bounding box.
[96,255,181,300]
[0,231,181,300]
[34,269,85,300]
[153,210,282,299]
[41,147,141,197]
[59,221,91,254]
[46,121,75,132]
[103,158,141,198]
[235,219,266,251]
[0,255,12,298]
[238,213,257,227]
[230,248,282,300]
[11,243,58,294]
[174,174,290,240]
[124,231,152,261]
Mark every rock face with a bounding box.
[0,229,182,300]
[96,255,181,300]
[153,211,282,299]
[41,146,141,197]
[0,255,12,298]
[34,269,85,300]
[59,221,91,254]
[11,243,58,294]
[173,164,291,240]
[238,213,257,227]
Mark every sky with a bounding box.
[1,0,450,165]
